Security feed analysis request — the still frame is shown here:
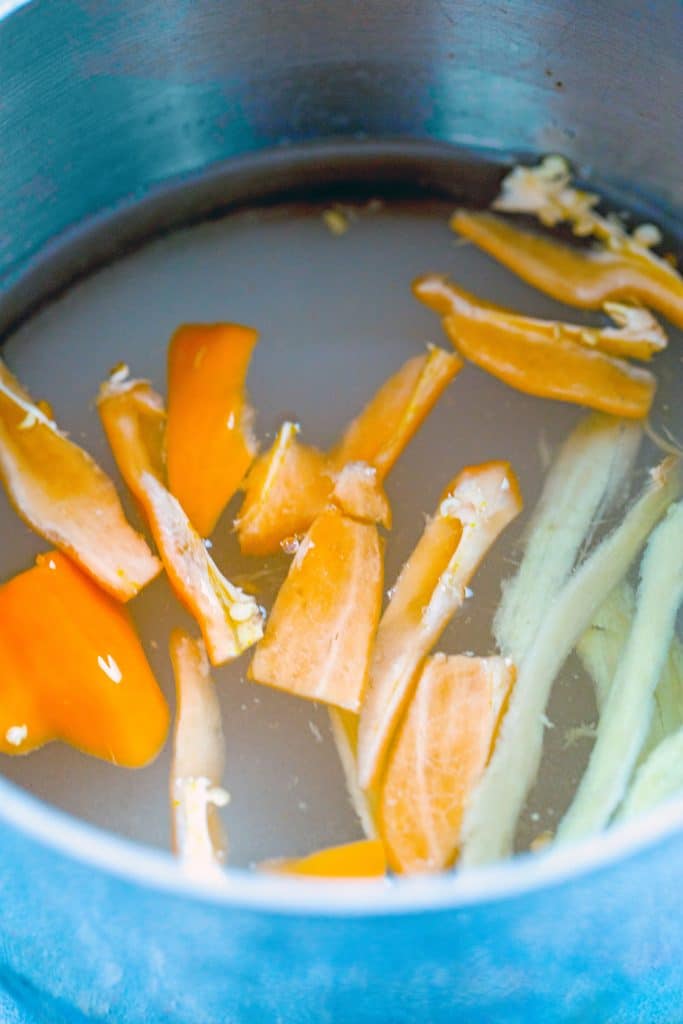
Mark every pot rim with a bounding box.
[1,771,681,914]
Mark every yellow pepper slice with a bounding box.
[452,209,683,330]
[415,274,667,361]
[328,346,463,477]
[236,422,331,557]
[262,839,387,878]
[414,275,657,419]
[357,461,522,790]
[0,359,160,600]
[98,372,263,665]
[166,323,258,538]
[0,551,168,766]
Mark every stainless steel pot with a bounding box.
[0,2,681,1021]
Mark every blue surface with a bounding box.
[0,814,682,1023]
[0,1,682,1021]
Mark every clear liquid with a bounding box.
[1,196,680,865]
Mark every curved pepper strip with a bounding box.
[0,359,161,600]
[451,209,683,330]
[262,839,386,878]
[379,654,515,874]
[491,157,683,322]
[0,551,169,766]
[98,373,263,665]
[357,461,522,791]
[414,276,656,419]
[328,346,463,478]
[166,323,259,538]
[415,274,666,361]
[236,347,461,556]
[169,629,229,878]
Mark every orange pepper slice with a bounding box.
[98,373,263,665]
[451,210,683,330]
[236,347,461,555]
[328,346,463,477]
[415,274,667,362]
[263,838,387,878]
[357,461,522,791]
[236,422,331,557]
[378,654,515,873]
[249,506,383,711]
[0,359,160,600]
[0,551,168,766]
[414,276,656,419]
[166,323,259,538]
[169,629,228,876]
